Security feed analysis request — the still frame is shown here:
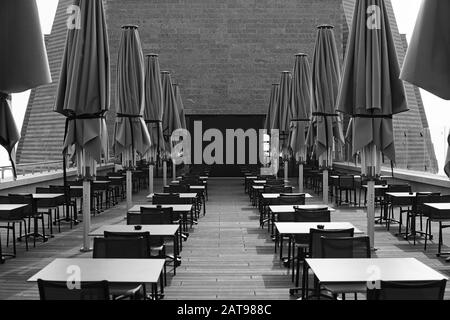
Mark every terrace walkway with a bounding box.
[1,178,450,300]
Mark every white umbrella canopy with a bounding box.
[161,71,182,149]
[336,0,407,248]
[114,25,151,160]
[173,84,187,130]
[161,71,182,184]
[144,54,164,162]
[114,25,151,210]
[54,0,110,251]
[400,0,450,177]
[311,25,345,167]
[289,53,312,162]
[265,84,280,131]
[0,0,51,178]
[0,0,51,93]
[271,71,293,136]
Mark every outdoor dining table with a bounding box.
[259,193,313,218]
[384,192,433,239]
[13,193,65,241]
[268,205,336,238]
[27,258,166,299]
[244,176,258,193]
[424,203,450,261]
[0,204,29,263]
[275,221,363,287]
[128,204,193,234]
[149,192,206,216]
[305,258,447,299]
[89,224,181,274]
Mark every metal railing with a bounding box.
[0,159,111,181]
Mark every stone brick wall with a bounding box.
[105,0,345,117]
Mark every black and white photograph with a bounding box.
[0,0,450,309]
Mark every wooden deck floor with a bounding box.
[1,178,450,300]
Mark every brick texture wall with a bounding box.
[104,0,345,117]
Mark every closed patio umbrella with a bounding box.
[400,0,450,177]
[55,0,109,251]
[172,83,187,180]
[144,54,164,192]
[0,0,51,179]
[173,84,187,129]
[114,25,151,210]
[336,0,407,248]
[161,71,182,185]
[272,71,293,180]
[311,25,345,203]
[265,84,280,131]
[289,53,312,192]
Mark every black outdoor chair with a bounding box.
[37,279,110,300]
[367,280,447,300]
[93,237,155,299]
[290,228,354,299]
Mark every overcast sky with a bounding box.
[2,0,449,176]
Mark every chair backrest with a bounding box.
[294,208,330,223]
[153,194,188,205]
[37,279,110,300]
[93,237,150,258]
[414,192,441,215]
[320,236,371,258]
[264,185,289,193]
[308,228,355,258]
[265,179,284,186]
[103,230,163,250]
[8,194,35,215]
[164,185,189,193]
[35,187,52,194]
[367,280,447,300]
[134,206,174,225]
[338,175,354,188]
[0,195,10,204]
[277,194,305,205]
[438,195,450,203]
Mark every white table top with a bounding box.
[362,185,388,189]
[425,203,450,211]
[32,193,64,199]
[253,180,267,184]
[275,222,362,235]
[89,224,179,237]
[107,176,125,180]
[245,176,258,180]
[189,185,205,190]
[385,192,432,198]
[147,193,198,199]
[177,176,208,180]
[269,205,335,213]
[128,204,193,213]
[0,204,28,212]
[306,258,447,284]
[262,193,312,199]
[92,180,110,184]
[28,258,165,283]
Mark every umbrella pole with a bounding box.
[323,168,328,204]
[173,161,177,181]
[365,143,377,251]
[149,163,154,193]
[299,163,304,193]
[284,160,288,184]
[163,161,167,187]
[80,148,92,252]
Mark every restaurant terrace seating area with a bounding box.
[1,0,450,303]
[0,164,450,300]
